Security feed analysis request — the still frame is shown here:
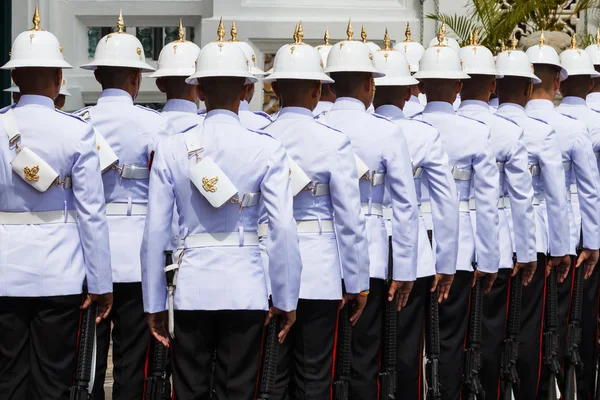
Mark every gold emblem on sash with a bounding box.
[24,166,40,181]
[202,176,218,192]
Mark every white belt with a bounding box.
[105,203,148,216]
[452,167,473,181]
[419,202,432,214]
[570,183,578,195]
[565,188,571,202]
[382,207,393,220]
[459,200,475,212]
[532,193,544,206]
[363,171,385,186]
[117,164,150,180]
[497,196,509,209]
[305,183,330,197]
[0,210,77,225]
[563,161,572,172]
[178,232,259,248]
[361,202,384,216]
[258,220,335,238]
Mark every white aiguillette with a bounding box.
[189,156,238,208]
[287,155,311,196]
[354,153,370,179]
[94,128,119,172]
[11,147,59,192]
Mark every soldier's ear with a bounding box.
[155,78,166,94]
[490,79,497,96]
[271,81,280,98]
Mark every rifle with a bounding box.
[380,238,397,400]
[543,264,563,400]
[144,250,173,400]
[426,289,442,400]
[596,310,600,400]
[257,317,280,400]
[462,277,485,400]
[209,349,217,399]
[563,262,584,400]
[500,269,523,400]
[70,302,97,400]
[333,303,352,400]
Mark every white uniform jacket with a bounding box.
[413,101,500,273]
[77,89,173,283]
[239,100,272,130]
[313,101,333,118]
[319,97,419,281]
[403,96,425,118]
[262,107,370,298]
[496,103,570,256]
[587,92,600,112]
[376,105,459,278]
[0,95,112,296]
[141,109,302,313]
[161,99,204,134]
[526,99,600,254]
[458,100,537,269]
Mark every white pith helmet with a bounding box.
[2,6,72,70]
[80,10,155,72]
[496,39,541,84]
[373,30,419,86]
[427,24,460,53]
[325,20,385,78]
[394,23,425,73]
[316,28,333,69]
[5,78,71,96]
[264,22,333,83]
[560,35,600,78]
[585,28,600,66]
[459,29,501,77]
[413,26,470,80]
[525,31,568,81]
[148,19,201,79]
[186,18,258,85]
[229,20,265,76]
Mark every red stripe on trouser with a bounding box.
[142,338,152,397]
[254,320,267,399]
[536,259,549,394]
[330,301,342,400]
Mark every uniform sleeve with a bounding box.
[148,117,174,154]
[140,142,174,313]
[505,132,537,263]
[383,127,419,281]
[261,144,302,312]
[472,130,500,273]
[329,136,370,294]
[73,124,113,295]
[541,132,570,257]
[423,131,459,275]
[572,132,600,250]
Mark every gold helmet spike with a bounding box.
[361,25,367,43]
[469,31,474,46]
[217,17,225,41]
[500,40,506,52]
[346,19,354,40]
[177,18,185,42]
[472,28,479,46]
[383,28,391,50]
[510,34,518,51]
[32,4,41,31]
[296,21,304,43]
[539,30,545,47]
[324,27,330,45]
[441,23,447,35]
[117,9,125,33]
[293,23,299,43]
[436,23,445,46]
[571,34,577,49]
[230,20,238,42]
[405,23,412,42]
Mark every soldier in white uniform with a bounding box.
[457,33,537,397]
[141,27,302,400]
[585,30,600,111]
[0,8,113,398]
[314,28,336,117]
[150,19,203,133]
[76,11,173,399]
[372,32,459,398]
[412,28,501,399]
[494,47,572,399]
[394,23,426,118]
[555,41,600,399]
[318,21,419,399]
[260,24,370,399]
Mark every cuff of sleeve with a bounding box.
[86,279,113,296]
[271,297,297,313]
[475,260,500,274]
[145,303,168,314]
[392,261,417,281]
[582,237,600,251]
[436,262,456,275]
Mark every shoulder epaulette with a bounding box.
[57,109,88,124]
[74,107,92,122]
[405,118,434,128]
[248,128,274,139]
[0,104,16,114]
[198,108,207,115]
[314,111,328,120]
[315,121,343,134]
[135,105,165,117]
[590,108,600,115]
[527,115,550,126]
[371,113,394,123]
[457,114,488,127]
[253,111,272,121]
[180,123,200,134]
[409,112,424,120]
[494,113,520,127]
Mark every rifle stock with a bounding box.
[70,302,97,400]
[257,317,280,400]
[333,303,352,400]
[426,289,442,400]
[462,277,484,400]
[144,338,171,400]
[563,264,584,400]
[500,270,522,400]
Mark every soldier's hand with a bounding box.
[549,255,571,283]
[513,261,537,286]
[389,280,414,311]
[431,273,454,303]
[82,293,113,324]
[266,307,296,344]
[342,294,367,326]
[147,311,169,347]
[576,248,599,280]
[473,270,497,294]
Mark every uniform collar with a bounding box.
[239,100,250,111]
[204,109,241,124]
[277,107,314,120]
[374,104,404,120]
[163,99,198,114]
[16,95,55,110]
[458,99,490,112]
[489,97,499,107]
[409,95,420,104]
[98,88,134,104]
[560,96,587,107]
[587,92,600,102]
[331,97,367,112]
[318,100,333,107]
[526,99,554,111]
[423,101,455,115]
[497,103,526,116]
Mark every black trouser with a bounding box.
[514,253,546,400]
[0,294,81,400]
[172,309,265,400]
[396,276,433,399]
[579,259,600,398]
[480,268,512,400]
[439,270,474,400]
[350,277,386,400]
[93,282,149,400]
[273,299,339,400]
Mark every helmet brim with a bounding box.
[412,71,471,80]
[186,70,259,85]
[563,69,600,79]
[80,59,155,73]
[375,76,419,86]
[148,68,197,78]
[1,59,73,70]
[263,72,334,84]
[325,66,385,78]
[497,72,541,85]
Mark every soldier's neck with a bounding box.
[166,89,198,103]
[529,88,554,102]
[460,92,490,103]
[205,100,240,114]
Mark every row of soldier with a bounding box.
[2,6,600,400]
